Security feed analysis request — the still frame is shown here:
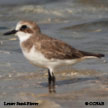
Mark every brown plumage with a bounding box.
[19,20,41,33]
[20,20,104,59]
[22,32,104,60]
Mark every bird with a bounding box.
[4,20,104,93]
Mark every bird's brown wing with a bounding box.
[35,37,85,59]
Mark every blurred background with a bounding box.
[0,0,108,108]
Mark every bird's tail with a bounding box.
[81,51,104,58]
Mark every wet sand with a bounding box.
[0,67,108,108]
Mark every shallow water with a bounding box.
[0,0,108,108]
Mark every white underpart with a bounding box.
[22,46,76,71]
[21,45,98,73]
[82,56,98,59]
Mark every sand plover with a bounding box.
[4,20,104,93]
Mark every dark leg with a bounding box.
[48,69,52,92]
[52,72,56,93]
[48,69,56,93]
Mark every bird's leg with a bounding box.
[52,72,56,93]
[48,69,52,92]
[48,69,56,93]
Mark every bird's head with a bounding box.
[4,20,41,42]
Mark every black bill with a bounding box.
[3,30,17,35]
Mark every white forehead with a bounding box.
[15,21,32,30]
[15,22,22,30]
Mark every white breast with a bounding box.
[21,45,80,70]
[22,46,49,68]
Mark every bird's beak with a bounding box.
[3,30,17,35]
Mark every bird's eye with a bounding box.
[20,25,27,30]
